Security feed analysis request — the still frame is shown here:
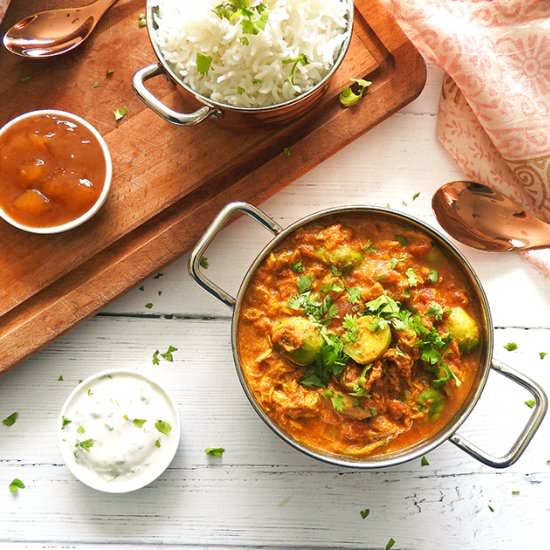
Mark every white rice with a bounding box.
[153,0,349,108]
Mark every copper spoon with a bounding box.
[3,0,119,58]
[432,181,550,252]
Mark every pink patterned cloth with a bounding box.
[382,0,550,274]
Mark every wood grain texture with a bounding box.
[0,0,426,373]
[1,316,548,549]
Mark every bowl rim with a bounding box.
[230,205,494,469]
[58,368,181,493]
[145,0,355,113]
[0,109,112,235]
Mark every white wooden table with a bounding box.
[2,65,549,550]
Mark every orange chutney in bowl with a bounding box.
[0,112,107,229]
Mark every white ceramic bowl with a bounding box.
[58,369,181,493]
[0,109,112,234]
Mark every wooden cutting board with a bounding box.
[0,0,425,373]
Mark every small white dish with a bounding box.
[0,109,112,234]
[58,369,180,493]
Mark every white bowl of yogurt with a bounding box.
[58,369,181,493]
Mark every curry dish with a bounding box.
[237,214,482,458]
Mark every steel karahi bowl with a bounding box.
[132,0,355,129]
[189,202,547,469]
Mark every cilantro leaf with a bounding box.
[540,351,547,360]
[76,439,95,452]
[427,302,444,321]
[196,53,212,76]
[113,105,128,121]
[133,418,147,427]
[360,508,370,519]
[504,342,518,351]
[525,399,536,409]
[161,345,178,362]
[152,350,161,365]
[283,53,309,85]
[2,412,18,427]
[420,456,429,466]
[395,235,409,246]
[342,314,359,344]
[296,274,314,293]
[405,267,418,287]
[428,269,439,284]
[9,478,25,494]
[347,287,362,304]
[155,420,172,435]
[62,416,72,429]
[339,78,372,107]
[205,447,225,457]
[199,256,209,269]
[386,538,396,550]
[291,261,304,273]
[366,294,400,317]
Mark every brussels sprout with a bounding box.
[317,245,363,272]
[272,317,323,366]
[447,307,480,353]
[343,315,391,365]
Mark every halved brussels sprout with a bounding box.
[317,245,363,272]
[447,307,480,353]
[271,317,323,366]
[343,315,391,364]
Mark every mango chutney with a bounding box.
[0,112,107,228]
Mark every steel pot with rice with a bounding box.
[133,0,354,129]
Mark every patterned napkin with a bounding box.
[381,0,550,276]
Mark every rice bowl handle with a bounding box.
[132,64,219,126]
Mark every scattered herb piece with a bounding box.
[153,272,164,279]
[405,267,418,287]
[200,256,209,269]
[139,285,145,291]
[145,302,153,309]
[395,234,409,246]
[296,274,314,293]
[237,86,246,95]
[9,478,25,494]
[427,302,444,321]
[539,352,547,360]
[155,420,172,435]
[428,269,439,284]
[504,342,518,351]
[138,13,146,27]
[412,192,420,201]
[240,36,250,45]
[347,287,362,304]
[20,74,32,83]
[338,78,372,107]
[152,350,160,366]
[525,399,536,409]
[385,538,396,550]
[113,105,128,122]
[330,392,345,413]
[488,504,495,512]
[205,447,225,457]
[196,52,212,76]
[369,406,378,417]
[92,80,100,88]
[62,416,72,429]
[420,456,429,466]
[360,508,370,519]
[87,388,93,396]
[106,69,114,77]
[252,78,262,85]
[283,147,291,157]
[58,375,64,382]
[155,439,161,448]
[362,240,377,253]
[76,439,95,452]
[3,412,18,427]
[291,261,304,273]
[161,345,178,362]
[512,489,520,495]
[133,418,147,427]
[283,54,308,85]
[77,426,85,434]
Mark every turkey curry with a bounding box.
[237,214,482,458]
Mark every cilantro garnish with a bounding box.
[324,389,345,412]
[145,302,153,309]
[420,456,429,466]
[300,332,348,388]
[386,538,396,550]
[366,294,400,317]
[77,426,85,434]
[3,412,18,427]
[199,256,209,269]
[296,274,314,293]
[62,416,72,429]
[347,287,362,304]
[113,105,128,121]
[504,342,518,351]
[512,489,520,495]
[412,192,420,201]
[161,345,178,362]
[58,375,64,382]
[205,447,225,457]
[395,235,409,246]
[291,261,304,273]
[9,478,25,494]
[360,508,370,519]
[525,399,536,409]
[488,505,495,513]
[133,418,147,427]
[155,439,161,448]
[405,267,418,287]
[427,302,444,321]
[362,240,377,253]
[196,53,212,76]
[283,54,308,85]
[152,350,161,365]
[155,420,172,435]
[76,439,95,452]
[342,314,359,344]
[540,352,547,360]
[138,13,146,28]
[339,78,372,107]
[428,269,439,284]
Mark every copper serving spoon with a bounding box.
[432,181,550,252]
[3,0,119,58]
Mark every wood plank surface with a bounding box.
[0,0,426,372]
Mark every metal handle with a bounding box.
[132,64,217,126]
[451,358,547,468]
[188,202,283,308]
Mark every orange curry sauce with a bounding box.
[0,113,106,228]
[237,214,482,459]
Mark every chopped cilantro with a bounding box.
[57,375,64,382]
[504,342,518,351]
[539,352,547,360]
[347,287,362,304]
[300,333,347,388]
[512,489,520,495]
[366,294,400,317]
[339,78,372,107]
[133,418,147,427]
[76,439,95,452]
[362,240,377,253]
[395,235,409,246]
[113,105,128,121]
[155,439,161,448]
[62,416,72,429]
[139,285,145,291]
[3,412,18,427]
[291,261,304,273]
[92,80,100,88]
[87,388,93,396]
[389,258,400,269]
[405,268,418,287]
[77,426,85,434]
[240,36,250,45]
[161,345,178,362]
[205,447,225,457]
[199,256,209,269]
[428,269,439,284]
[155,420,172,435]
[359,508,370,519]
[369,406,378,417]
[138,13,146,27]
[427,302,444,321]
[106,69,114,77]
[488,504,495,512]
[525,399,536,409]
[385,538,396,550]
[145,302,153,309]
[237,86,245,95]
[420,456,429,466]
[152,350,160,365]
[296,274,314,293]
[283,147,291,157]
[196,53,212,76]
[9,478,25,494]
[412,192,420,201]
[153,272,164,279]
[20,75,32,83]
